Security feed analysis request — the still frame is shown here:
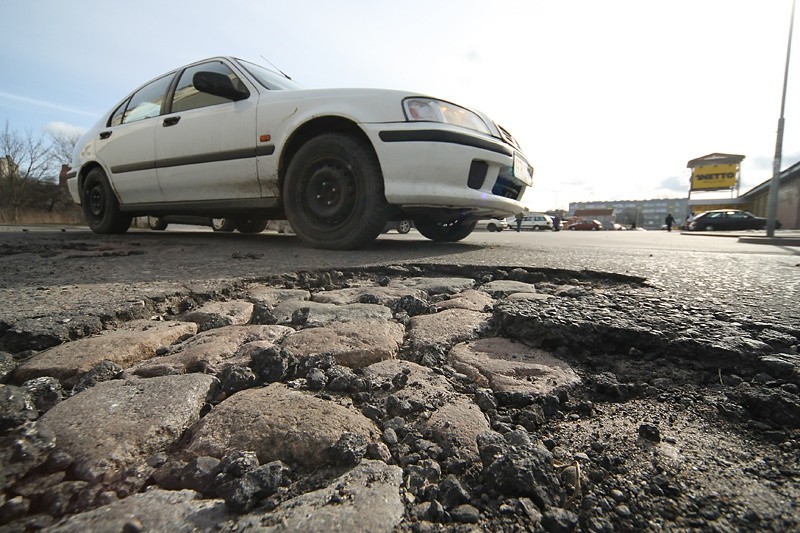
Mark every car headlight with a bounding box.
[403,97,491,135]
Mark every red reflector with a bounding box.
[259,134,271,142]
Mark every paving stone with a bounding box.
[246,286,311,307]
[46,488,230,533]
[271,300,392,327]
[280,320,405,368]
[407,309,491,355]
[311,284,428,306]
[480,280,538,297]
[400,277,475,295]
[435,289,495,312]
[179,300,254,332]
[448,338,581,396]
[186,383,379,468]
[506,292,553,301]
[236,460,403,532]
[38,374,216,488]
[13,320,198,388]
[132,325,292,377]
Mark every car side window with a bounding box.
[122,74,173,124]
[171,61,248,113]
[108,98,130,127]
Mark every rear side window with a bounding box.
[122,74,174,124]
[171,61,248,113]
[108,98,129,127]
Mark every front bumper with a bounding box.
[364,123,531,218]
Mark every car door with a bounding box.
[95,73,175,205]
[155,60,260,203]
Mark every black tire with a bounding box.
[569,226,576,230]
[283,133,390,250]
[234,218,268,233]
[147,216,168,231]
[81,168,132,234]
[414,217,477,242]
[487,224,497,232]
[704,225,714,231]
[211,218,235,232]
[396,220,413,234]
[533,226,541,231]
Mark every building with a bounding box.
[568,198,688,229]
[739,160,800,229]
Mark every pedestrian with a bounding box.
[685,212,696,230]
[515,212,523,232]
[553,214,561,231]
[665,213,675,232]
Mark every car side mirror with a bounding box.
[193,71,249,101]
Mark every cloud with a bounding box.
[45,121,87,137]
[656,175,688,195]
[0,91,97,118]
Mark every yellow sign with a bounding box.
[691,164,738,191]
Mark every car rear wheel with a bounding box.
[211,218,235,232]
[284,133,390,250]
[487,223,497,232]
[81,168,132,234]
[533,226,541,231]
[234,218,268,233]
[147,216,168,231]
[414,217,477,242]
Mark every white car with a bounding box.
[67,57,533,249]
[507,213,553,231]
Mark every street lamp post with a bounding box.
[767,0,796,237]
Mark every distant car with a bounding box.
[688,210,780,231]
[569,219,602,231]
[383,219,413,234]
[507,213,553,231]
[66,56,533,250]
[483,218,509,232]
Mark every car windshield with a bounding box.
[235,59,303,91]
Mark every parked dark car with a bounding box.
[568,219,602,231]
[688,210,780,231]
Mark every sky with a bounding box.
[1,0,798,212]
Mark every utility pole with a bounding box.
[767,0,796,237]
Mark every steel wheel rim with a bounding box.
[303,162,356,226]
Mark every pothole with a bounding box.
[1,264,798,531]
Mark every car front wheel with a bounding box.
[234,218,268,233]
[396,219,413,234]
[284,133,390,250]
[414,217,477,242]
[487,223,497,232]
[211,218,235,232]
[147,216,168,231]
[81,168,132,234]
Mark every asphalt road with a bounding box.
[1,225,799,324]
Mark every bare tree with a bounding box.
[1,121,54,222]
[617,207,642,229]
[47,125,82,165]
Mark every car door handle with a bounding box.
[163,116,181,127]
[99,131,112,139]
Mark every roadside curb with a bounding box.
[737,236,800,246]
[680,231,800,246]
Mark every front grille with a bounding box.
[492,175,523,199]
